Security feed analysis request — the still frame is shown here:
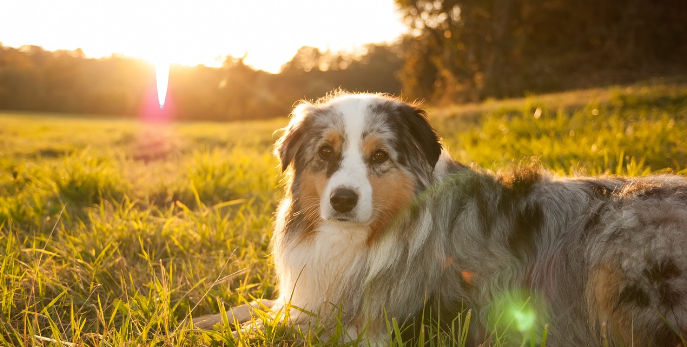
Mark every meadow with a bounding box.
[1,78,686,346]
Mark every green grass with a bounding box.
[1,78,686,346]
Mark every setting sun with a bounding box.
[0,0,406,73]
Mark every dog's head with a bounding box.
[275,92,442,234]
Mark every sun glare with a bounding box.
[154,59,170,109]
[0,1,406,74]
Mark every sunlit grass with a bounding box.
[0,79,686,345]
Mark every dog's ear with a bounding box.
[275,102,314,172]
[398,103,442,168]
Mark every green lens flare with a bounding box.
[488,288,549,341]
[511,306,536,332]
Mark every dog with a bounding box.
[191,92,687,346]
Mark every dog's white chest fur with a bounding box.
[275,217,369,319]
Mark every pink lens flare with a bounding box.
[141,80,174,123]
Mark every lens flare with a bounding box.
[488,288,549,343]
[512,306,536,332]
[155,60,170,108]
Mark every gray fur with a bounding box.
[358,168,687,346]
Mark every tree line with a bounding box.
[395,0,687,103]
[1,0,685,120]
[0,44,403,121]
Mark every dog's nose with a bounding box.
[330,188,358,213]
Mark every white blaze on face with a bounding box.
[321,96,375,223]
[154,59,170,108]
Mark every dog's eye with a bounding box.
[372,150,388,163]
[318,146,334,159]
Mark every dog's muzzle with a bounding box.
[330,188,358,213]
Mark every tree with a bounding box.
[395,0,687,102]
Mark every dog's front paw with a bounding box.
[181,299,277,330]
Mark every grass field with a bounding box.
[1,78,687,346]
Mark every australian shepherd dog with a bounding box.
[192,92,687,346]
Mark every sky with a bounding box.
[0,0,408,73]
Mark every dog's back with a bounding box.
[580,175,687,346]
